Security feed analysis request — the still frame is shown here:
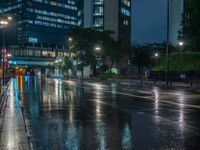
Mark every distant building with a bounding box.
[169,0,184,46]
[0,0,78,58]
[78,0,131,45]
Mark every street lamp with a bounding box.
[94,46,101,79]
[154,53,159,66]
[7,16,12,21]
[154,53,159,57]
[68,37,73,42]
[166,0,170,85]
[95,46,101,52]
[1,16,12,85]
[7,53,12,57]
[178,41,184,72]
[179,41,184,47]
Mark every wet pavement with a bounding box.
[0,79,30,150]
[1,76,200,150]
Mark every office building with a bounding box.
[78,0,131,45]
[0,0,78,58]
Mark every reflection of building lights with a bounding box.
[122,124,133,149]
[95,121,106,150]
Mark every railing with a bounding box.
[0,78,11,115]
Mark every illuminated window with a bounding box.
[94,18,103,27]
[28,37,38,44]
[121,0,130,7]
[121,8,130,16]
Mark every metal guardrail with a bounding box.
[0,79,11,115]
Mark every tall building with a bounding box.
[169,0,184,46]
[78,0,131,45]
[0,0,78,58]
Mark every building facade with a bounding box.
[78,0,131,45]
[169,0,184,46]
[0,0,78,58]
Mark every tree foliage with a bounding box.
[179,0,200,51]
[67,28,128,75]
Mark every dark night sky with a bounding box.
[131,0,167,45]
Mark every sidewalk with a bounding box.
[0,80,31,150]
[67,77,200,89]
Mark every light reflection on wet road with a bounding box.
[12,76,200,150]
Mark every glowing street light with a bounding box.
[55,60,59,63]
[7,53,12,57]
[0,21,8,25]
[179,41,184,47]
[68,37,73,42]
[154,53,159,57]
[95,46,101,52]
[7,16,12,20]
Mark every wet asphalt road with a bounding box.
[11,76,200,150]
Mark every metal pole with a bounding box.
[166,0,170,85]
[2,26,5,85]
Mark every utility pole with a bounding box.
[166,0,170,85]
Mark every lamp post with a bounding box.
[95,46,101,79]
[1,16,12,85]
[154,53,159,66]
[178,41,184,76]
[166,0,170,85]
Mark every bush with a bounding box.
[154,52,200,71]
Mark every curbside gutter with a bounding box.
[0,79,12,134]
[0,79,12,116]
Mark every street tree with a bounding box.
[179,0,200,51]
[63,57,73,78]
[130,45,152,80]
[67,28,128,76]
